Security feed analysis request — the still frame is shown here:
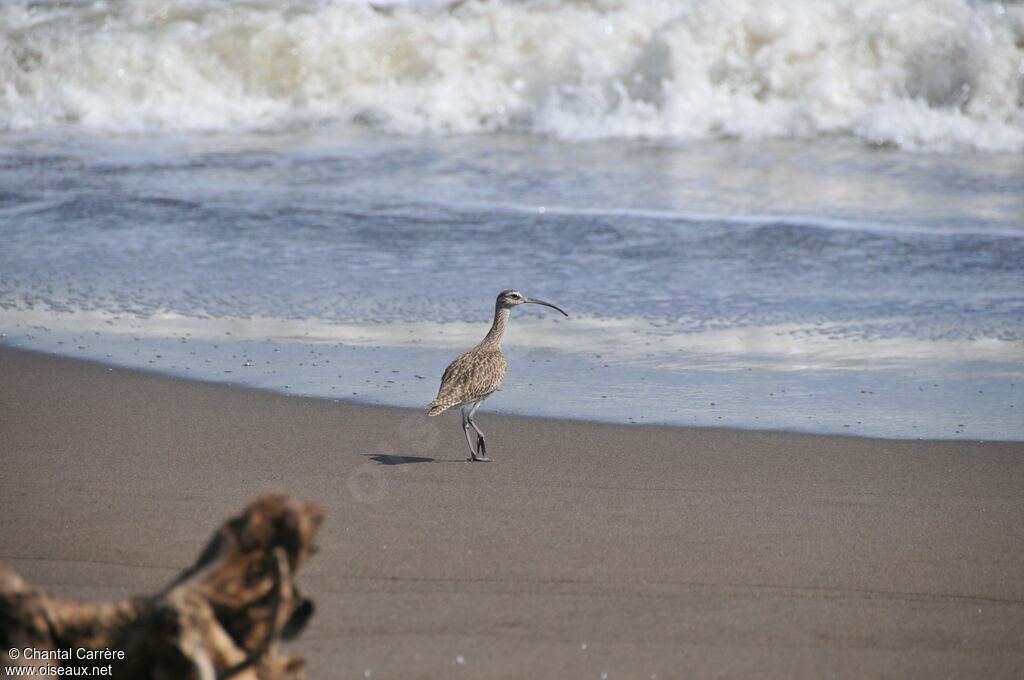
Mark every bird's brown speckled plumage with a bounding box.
[427,296,512,415]
[427,290,567,462]
[428,345,507,415]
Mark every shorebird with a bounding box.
[428,289,568,461]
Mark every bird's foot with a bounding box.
[465,432,491,461]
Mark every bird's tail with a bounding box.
[427,402,450,417]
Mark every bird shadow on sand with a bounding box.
[362,453,469,465]
[363,453,435,465]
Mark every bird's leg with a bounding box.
[460,409,487,462]
[461,408,480,461]
[467,401,491,462]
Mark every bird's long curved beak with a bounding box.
[523,297,568,317]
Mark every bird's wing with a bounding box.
[431,350,506,408]
[438,352,465,389]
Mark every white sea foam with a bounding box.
[1,0,1022,150]
[4,307,1021,373]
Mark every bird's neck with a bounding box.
[481,304,511,348]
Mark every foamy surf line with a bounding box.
[2,0,1022,151]
[474,202,1024,240]
[2,307,1021,440]
[3,307,1020,368]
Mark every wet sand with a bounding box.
[2,346,1023,678]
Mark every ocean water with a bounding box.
[1,0,1022,440]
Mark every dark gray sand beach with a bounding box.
[3,346,1023,678]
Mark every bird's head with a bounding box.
[496,289,568,316]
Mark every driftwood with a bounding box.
[1,494,323,679]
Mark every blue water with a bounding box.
[1,129,1022,440]
[1,0,1023,440]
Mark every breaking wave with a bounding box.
[2,0,1023,150]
